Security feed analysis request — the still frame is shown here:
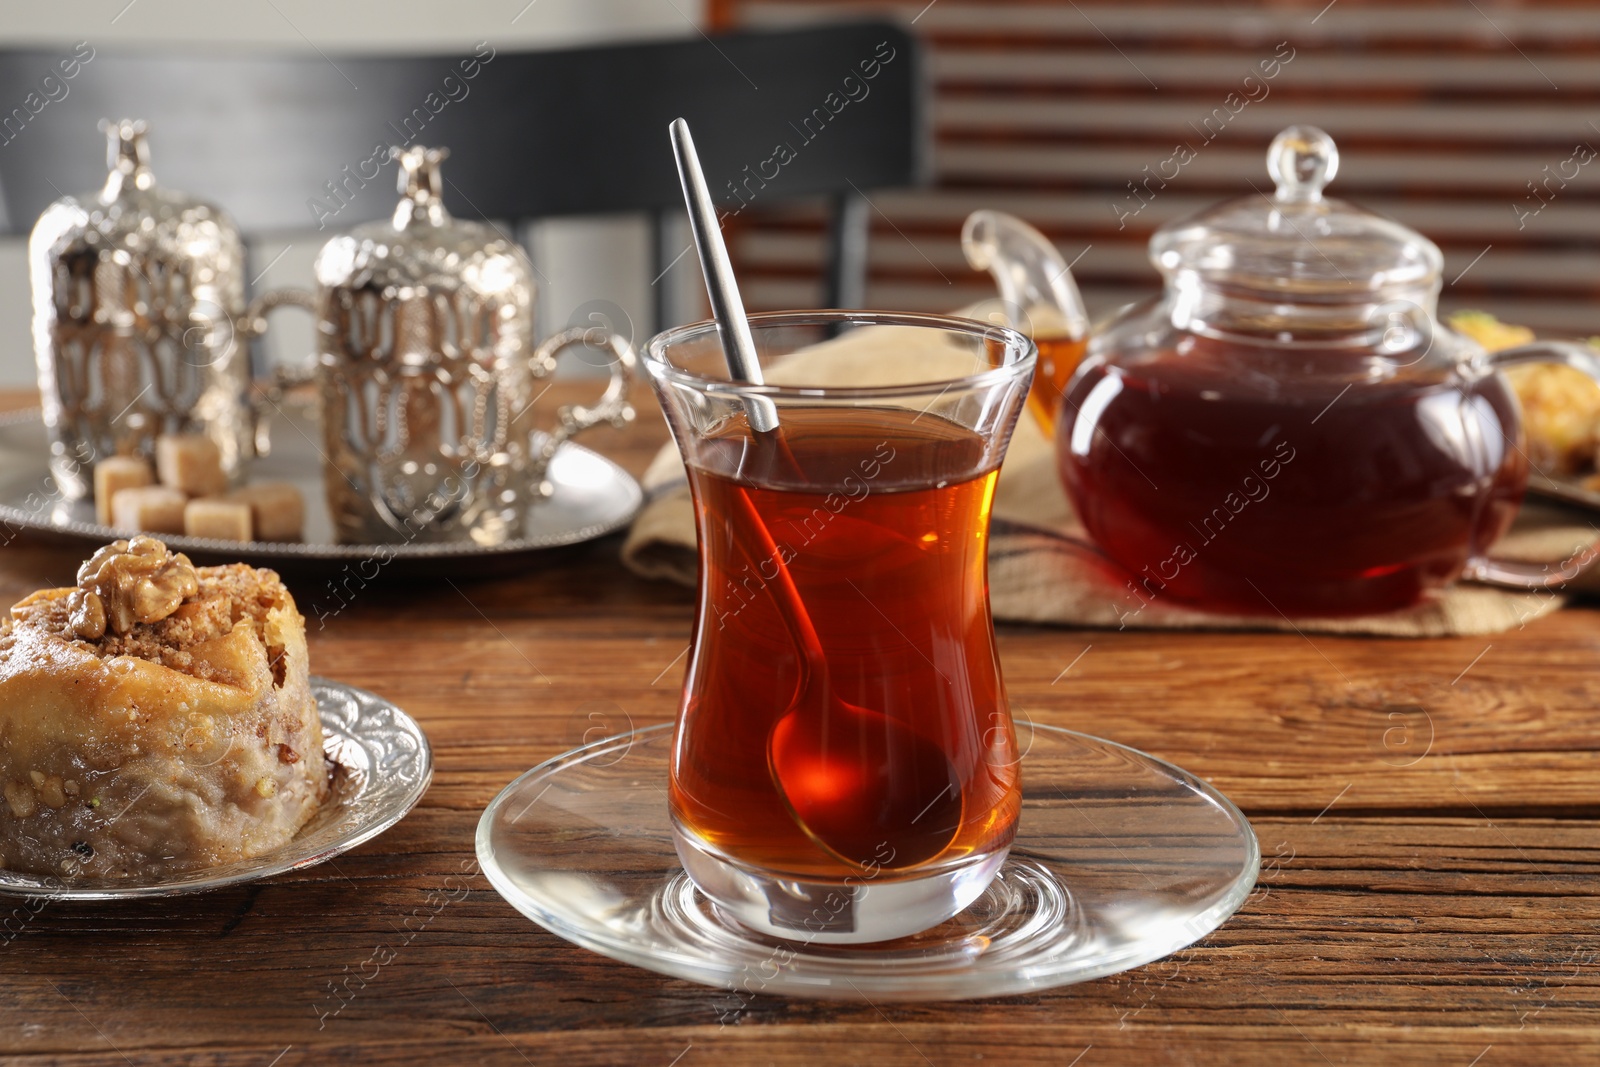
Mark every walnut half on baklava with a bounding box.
[0,537,329,880]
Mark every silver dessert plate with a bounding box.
[477,721,1259,1001]
[0,402,643,563]
[0,678,432,900]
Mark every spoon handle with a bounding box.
[668,118,779,433]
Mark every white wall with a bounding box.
[0,0,704,385]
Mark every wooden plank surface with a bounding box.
[2,385,1599,1065]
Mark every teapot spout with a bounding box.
[961,210,1088,342]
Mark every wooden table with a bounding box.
[2,385,1598,1066]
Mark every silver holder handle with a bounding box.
[240,288,318,458]
[525,327,638,496]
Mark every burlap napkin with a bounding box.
[621,321,1598,636]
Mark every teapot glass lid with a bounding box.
[1149,125,1443,299]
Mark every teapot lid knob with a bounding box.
[1148,123,1440,297]
[1268,125,1339,203]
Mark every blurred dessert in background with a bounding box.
[1451,311,1600,480]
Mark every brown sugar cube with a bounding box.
[184,498,253,542]
[155,433,227,496]
[224,482,304,542]
[110,486,187,535]
[93,456,153,525]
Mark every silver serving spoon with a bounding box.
[669,120,963,869]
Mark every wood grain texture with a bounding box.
[2,386,1599,1065]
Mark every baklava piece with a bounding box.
[0,537,329,880]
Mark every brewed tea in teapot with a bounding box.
[1054,126,1600,616]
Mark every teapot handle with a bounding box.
[524,327,638,497]
[1466,340,1600,589]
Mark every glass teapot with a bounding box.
[1039,125,1600,617]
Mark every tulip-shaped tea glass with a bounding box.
[646,311,1034,944]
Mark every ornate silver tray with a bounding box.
[0,401,643,562]
[0,678,432,900]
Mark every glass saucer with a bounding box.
[477,720,1258,1001]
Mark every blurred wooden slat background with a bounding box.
[710,0,1600,336]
